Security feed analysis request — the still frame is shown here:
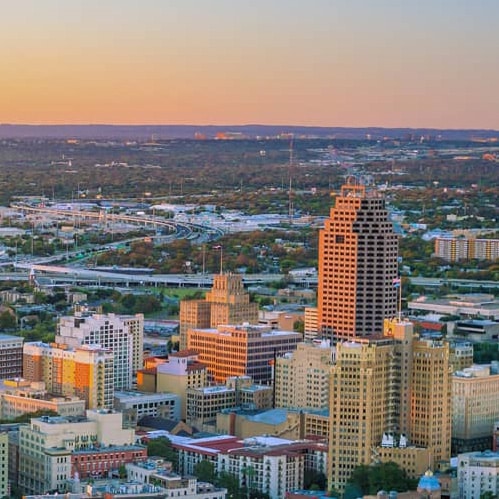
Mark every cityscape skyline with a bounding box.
[2,1,499,129]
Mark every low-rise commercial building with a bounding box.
[126,459,227,499]
[71,444,147,480]
[156,351,208,419]
[451,319,499,341]
[19,410,135,495]
[216,407,330,441]
[114,391,180,428]
[408,294,499,321]
[0,379,85,420]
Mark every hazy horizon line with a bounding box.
[1,123,499,132]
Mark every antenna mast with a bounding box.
[288,135,294,222]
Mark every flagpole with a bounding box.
[398,276,402,321]
[220,246,223,275]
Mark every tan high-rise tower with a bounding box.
[328,319,452,492]
[179,273,259,349]
[318,183,398,339]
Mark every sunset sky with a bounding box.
[1,0,498,129]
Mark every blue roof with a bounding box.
[418,470,440,492]
[246,408,288,425]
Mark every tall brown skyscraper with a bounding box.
[318,183,398,339]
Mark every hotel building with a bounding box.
[56,313,144,389]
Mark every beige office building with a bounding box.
[275,340,334,410]
[19,410,134,496]
[449,340,474,372]
[156,351,208,419]
[328,319,452,492]
[452,365,499,453]
[304,307,319,341]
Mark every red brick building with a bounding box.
[71,445,147,479]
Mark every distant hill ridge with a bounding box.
[0,124,498,141]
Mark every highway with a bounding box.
[4,261,499,291]
[11,203,225,239]
[11,263,286,288]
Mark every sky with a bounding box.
[1,0,498,129]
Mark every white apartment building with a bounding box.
[458,451,499,499]
[171,434,327,499]
[56,313,144,390]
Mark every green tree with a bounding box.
[0,310,16,330]
[293,319,305,334]
[480,492,498,499]
[146,437,178,470]
[193,460,216,483]
[216,471,244,499]
[118,464,127,479]
[303,470,327,490]
[347,462,413,496]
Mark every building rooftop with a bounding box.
[170,349,199,358]
[115,391,176,400]
[460,450,499,461]
[0,333,23,341]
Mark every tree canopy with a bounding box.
[346,462,417,497]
